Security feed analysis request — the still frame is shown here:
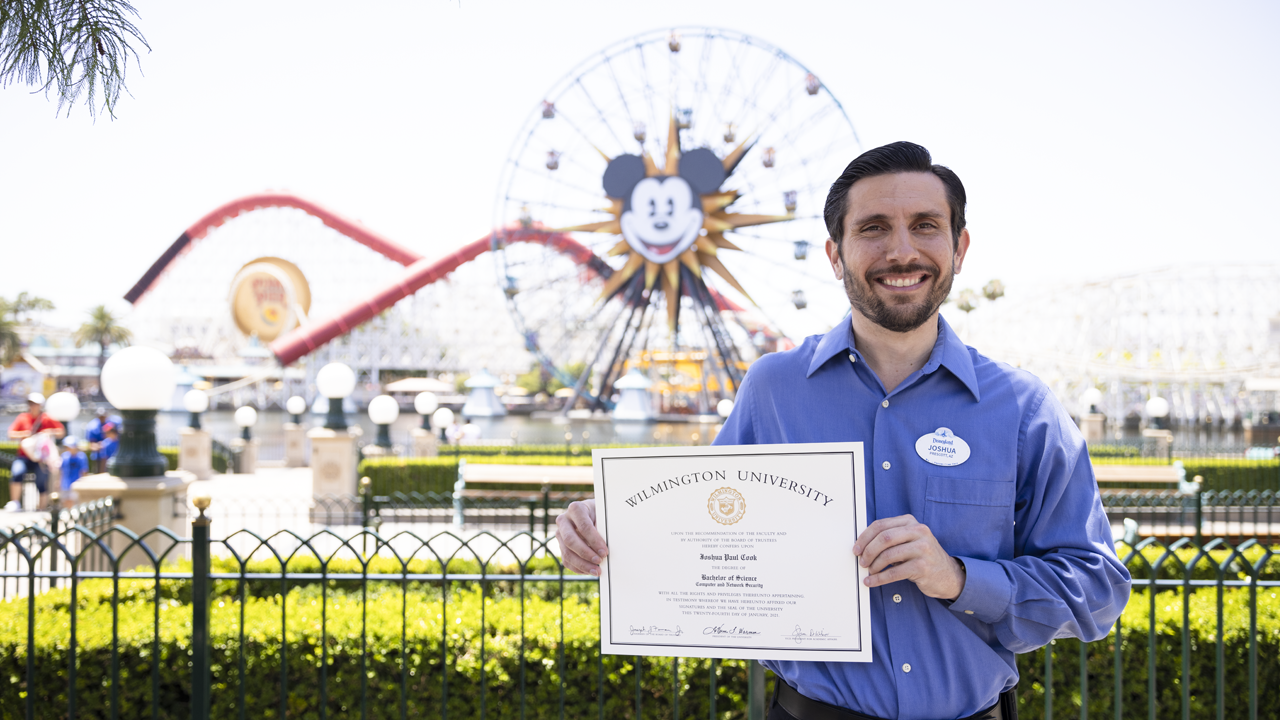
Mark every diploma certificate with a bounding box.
[593,442,871,662]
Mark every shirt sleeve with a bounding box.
[947,386,1131,651]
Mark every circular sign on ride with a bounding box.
[494,27,860,414]
[228,256,312,342]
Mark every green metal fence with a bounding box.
[1,511,1277,719]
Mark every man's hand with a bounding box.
[853,514,965,600]
[555,499,609,576]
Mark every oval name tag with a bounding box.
[915,427,970,467]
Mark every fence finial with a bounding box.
[191,487,212,517]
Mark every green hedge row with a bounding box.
[0,443,226,481]
[442,442,666,457]
[1092,457,1279,492]
[358,455,593,497]
[2,571,1277,719]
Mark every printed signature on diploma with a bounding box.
[787,625,836,645]
[702,623,761,637]
[629,624,683,637]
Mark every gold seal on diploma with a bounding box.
[707,487,746,525]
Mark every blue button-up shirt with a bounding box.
[713,314,1130,720]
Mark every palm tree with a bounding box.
[74,305,133,370]
[0,300,20,366]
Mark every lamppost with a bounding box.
[1145,396,1173,460]
[1081,388,1103,415]
[415,392,438,430]
[308,362,361,496]
[283,395,309,468]
[99,346,177,478]
[235,406,258,441]
[411,392,439,457]
[46,391,81,440]
[1078,387,1105,444]
[286,395,307,424]
[316,362,356,430]
[368,394,399,449]
[180,389,213,480]
[232,405,259,474]
[184,389,208,429]
[432,407,454,444]
[1146,396,1170,431]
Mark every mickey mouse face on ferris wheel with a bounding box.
[603,148,726,265]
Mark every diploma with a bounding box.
[593,442,871,662]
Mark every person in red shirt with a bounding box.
[6,393,65,512]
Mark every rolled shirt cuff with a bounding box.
[947,556,1011,623]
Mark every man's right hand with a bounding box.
[555,499,609,576]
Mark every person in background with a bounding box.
[60,436,89,506]
[6,392,65,512]
[85,407,122,473]
[97,424,119,471]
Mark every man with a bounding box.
[556,142,1131,720]
[6,392,66,511]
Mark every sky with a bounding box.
[3,0,1278,330]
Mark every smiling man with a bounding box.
[557,141,1131,720]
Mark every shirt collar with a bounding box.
[805,313,982,402]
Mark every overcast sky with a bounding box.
[3,0,1278,330]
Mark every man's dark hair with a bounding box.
[823,141,967,250]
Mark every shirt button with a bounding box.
[892,593,902,603]
[882,461,891,470]
[881,399,889,408]
[848,353,856,364]
[902,663,912,673]
[965,610,974,615]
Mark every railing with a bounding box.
[192,487,589,560]
[1,510,1276,720]
[0,495,117,599]
[1103,489,1280,545]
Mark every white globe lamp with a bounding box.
[99,346,177,477]
[368,394,400,448]
[316,362,356,429]
[431,407,455,442]
[1081,388,1103,415]
[286,395,307,423]
[414,392,439,430]
[716,398,735,419]
[183,389,209,429]
[45,391,81,438]
[234,405,259,441]
[1146,396,1170,430]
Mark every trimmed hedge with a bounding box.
[0,557,755,719]
[359,454,593,497]
[2,566,1277,719]
[1092,457,1279,492]
[443,442,668,457]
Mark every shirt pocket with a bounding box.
[923,475,1015,561]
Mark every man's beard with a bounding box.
[842,259,953,333]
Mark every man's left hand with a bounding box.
[853,514,965,600]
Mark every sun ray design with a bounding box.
[554,115,794,331]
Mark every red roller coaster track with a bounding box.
[126,192,744,367]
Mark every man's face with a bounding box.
[825,172,969,333]
[28,401,41,415]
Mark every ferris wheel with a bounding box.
[493,27,860,412]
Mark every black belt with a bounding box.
[773,681,1014,720]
